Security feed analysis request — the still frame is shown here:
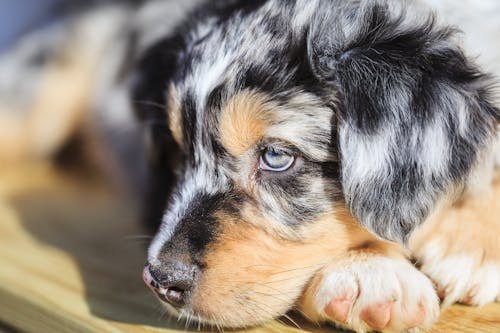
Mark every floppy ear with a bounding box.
[307,1,500,243]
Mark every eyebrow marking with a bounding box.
[219,90,271,157]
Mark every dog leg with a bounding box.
[409,178,500,307]
[299,244,440,333]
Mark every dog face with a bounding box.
[133,0,499,327]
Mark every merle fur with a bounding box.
[309,1,499,241]
[131,0,500,249]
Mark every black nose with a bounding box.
[143,261,197,308]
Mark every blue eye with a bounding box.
[260,148,295,172]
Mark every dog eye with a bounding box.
[259,148,295,172]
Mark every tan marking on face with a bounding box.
[167,83,183,146]
[219,91,270,157]
[409,177,500,262]
[187,205,402,327]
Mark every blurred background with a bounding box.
[0,1,61,51]
[0,0,152,177]
[0,2,172,332]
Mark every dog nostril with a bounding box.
[143,262,196,308]
[165,286,185,306]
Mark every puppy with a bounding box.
[1,0,498,332]
[133,1,500,332]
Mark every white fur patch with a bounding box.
[312,257,440,333]
[466,264,500,306]
[291,0,320,34]
[418,241,500,307]
[340,126,392,182]
[420,117,449,175]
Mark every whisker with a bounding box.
[275,317,289,327]
[289,305,318,326]
[282,313,302,330]
[120,235,153,241]
[133,100,168,110]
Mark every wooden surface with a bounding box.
[0,163,499,333]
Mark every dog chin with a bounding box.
[158,298,277,329]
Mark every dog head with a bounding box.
[131,0,499,327]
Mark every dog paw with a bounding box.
[416,240,500,307]
[300,256,440,333]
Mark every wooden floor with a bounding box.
[0,163,499,333]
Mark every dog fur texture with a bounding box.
[1,1,499,332]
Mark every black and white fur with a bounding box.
[1,0,499,331]
[129,0,499,246]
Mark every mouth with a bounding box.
[141,266,222,326]
[142,265,186,310]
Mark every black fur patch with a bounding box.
[309,1,500,242]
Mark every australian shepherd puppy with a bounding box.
[1,0,499,332]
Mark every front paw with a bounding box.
[299,256,440,333]
[415,240,500,307]
[409,187,500,307]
